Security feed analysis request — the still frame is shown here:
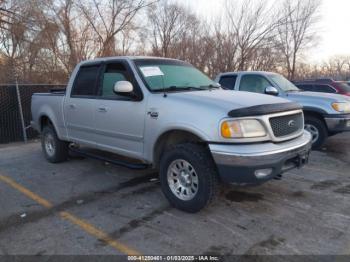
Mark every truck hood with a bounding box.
[286,91,350,103]
[169,89,293,112]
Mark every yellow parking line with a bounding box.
[0,175,53,208]
[59,211,141,255]
[0,174,141,256]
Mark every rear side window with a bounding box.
[313,85,336,93]
[219,75,237,90]
[71,65,100,97]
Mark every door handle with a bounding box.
[98,107,107,112]
[69,104,76,109]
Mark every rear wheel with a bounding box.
[304,115,328,150]
[159,143,219,213]
[41,125,69,163]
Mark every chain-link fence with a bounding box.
[0,84,66,144]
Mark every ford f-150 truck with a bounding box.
[31,57,312,212]
[215,71,350,149]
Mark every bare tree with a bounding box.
[276,0,320,80]
[42,0,98,74]
[200,19,233,75]
[319,55,350,80]
[0,0,41,82]
[79,0,152,57]
[250,46,282,72]
[0,0,342,85]
[148,0,188,57]
[225,0,280,71]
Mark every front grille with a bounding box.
[269,113,303,138]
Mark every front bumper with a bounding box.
[209,131,312,185]
[324,114,350,132]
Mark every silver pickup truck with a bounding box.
[215,71,350,149]
[31,57,312,212]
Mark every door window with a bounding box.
[71,65,100,97]
[99,62,142,100]
[239,75,271,94]
[219,75,237,90]
[101,63,129,97]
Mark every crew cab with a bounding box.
[31,57,311,212]
[215,71,350,149]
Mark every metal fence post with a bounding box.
[15,79,28,143]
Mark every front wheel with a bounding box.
[304,115,328,150]
[159,143,219,213]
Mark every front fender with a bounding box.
[144,122,212,164]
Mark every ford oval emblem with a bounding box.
[288,120,296,127]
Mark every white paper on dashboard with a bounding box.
[140,66,164,77]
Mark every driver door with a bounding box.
[93,60,146,159]
[238,74,273,94]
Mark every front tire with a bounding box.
[304,115,328,150]
[41,125,69,163]
[159,143,219,213]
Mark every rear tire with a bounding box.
[304,115,328,150]
[41,125,69,163]
[159,143,219,213]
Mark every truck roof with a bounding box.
[79,56,182,66]
[218,71,278,76]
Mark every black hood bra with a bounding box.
[228,102,303,118]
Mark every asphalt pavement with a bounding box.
[0,134,349,255]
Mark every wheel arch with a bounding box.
[38,114,60,135]
[303,109,328,131]
[153,129,208,169]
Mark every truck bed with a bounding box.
[31,92,67,139]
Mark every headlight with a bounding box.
[221,119,266,138]
[332,102,350,113]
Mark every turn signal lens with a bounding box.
[332,102,350,113]
[221,119,266,138]
[221,121,242,138]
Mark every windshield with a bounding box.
[134,59,216,92]
[269,74,300,92]
[337,82,350,92]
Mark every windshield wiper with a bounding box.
[285,89,300,93]
[153,86,207,92]
[200,84,220,90]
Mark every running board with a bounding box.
[69,147,150,170]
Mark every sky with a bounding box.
[173,0,350,63]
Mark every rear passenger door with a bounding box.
[93,60,146,159]
[64,64,101,145]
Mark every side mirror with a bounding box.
[113,81,134,95]
[213,82,222,88]
[265,86,279,96]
